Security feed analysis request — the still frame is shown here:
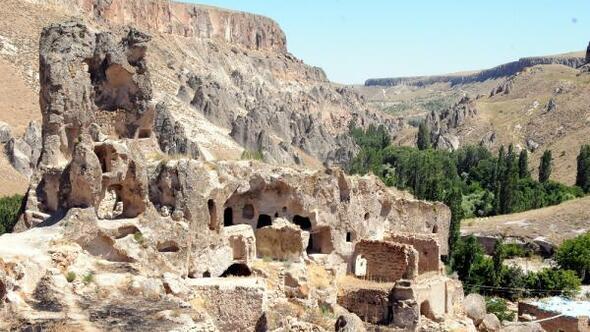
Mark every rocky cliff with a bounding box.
[28,0,287,52]
[365,54,586,87]
[424,96,478,151]
[0,0,396,179]
[0,21,460,330]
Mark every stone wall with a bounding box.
[518,302,590,332]
[188,278,266,331]
[387,233,440,274]
[255,218,308,261]
[223,224,256,264]
[354,240,418,282]
[337,286,393,325]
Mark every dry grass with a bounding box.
[460,65,590,185]
[463,195,590,245]
[308,263,331,290]
[368,63,590,186]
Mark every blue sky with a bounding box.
[189,0,590,84]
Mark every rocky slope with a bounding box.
[360,47,590,185]
[0,0,398,196]
[0,20,468,331]
[462,195,590,256]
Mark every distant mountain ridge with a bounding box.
[365,52,586,87]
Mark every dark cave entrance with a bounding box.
[224,207,233,227]
[293,215,311,230]
[220,263,252,277]
[256,214,272,228]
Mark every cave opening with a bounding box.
[306,227,333,254]
[293,215,311,230]
[220,263,252,277]
[208,199,217,230]
[157,241,180,253]
[242,203,255,219]
[256,214,272,228]
[346,231,353,242]
[137,128,152,139]
[224,207,233,227]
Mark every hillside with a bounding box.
[0,0,398,196]
[0,16,477,331]
[359,57,590,185]
[365,51,586,87]
[462,195,590,251]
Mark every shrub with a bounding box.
[0,194,24,235]
[83,272,94,285]
[524,268,581,297]
[66,271,76,283]
[486,297,515,322]
[452,237,580,300]
[555,232,590,283]
[502,243,531,258]
[133,231,144,244]
[240,149,264,161]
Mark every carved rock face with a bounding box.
[17,21,154,229]
[37,21,152,168]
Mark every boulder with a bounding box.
[546,98,556,113]
[281,316,326,332]
[5,121,41,178]
[437,134,460,151]
[479,313,501,332]
[480,131,496,149]
[335,313,366,332]
[0,121,11,143]
[284,263,309,299]
[464,293,487,325]
[526,139,539,152]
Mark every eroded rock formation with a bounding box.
[424,96,478,151]
[0,19,467,331]
[5,0,396,171]
[5,121,41,178]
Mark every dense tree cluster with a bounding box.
[0,194,23,235]
[451,237,581,300]
[348,125,583,221]
[555,232,590,283]
[348,124,587,264]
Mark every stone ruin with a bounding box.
[337,233,464,330]
[1,20,463,331]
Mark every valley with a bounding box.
[0,0,588,331]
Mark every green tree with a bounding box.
[416,121,431,151]
[539,150,552,183]
[451,236,485,281]
[446,187,463,259]
[524,268,581,297]
[493,146,506,214]
[492,240,505,286]
[0,195,24,235]
[555,232,590,283]
[518,149,530,179]
[499,145,518,214]
[576,145,590,193]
